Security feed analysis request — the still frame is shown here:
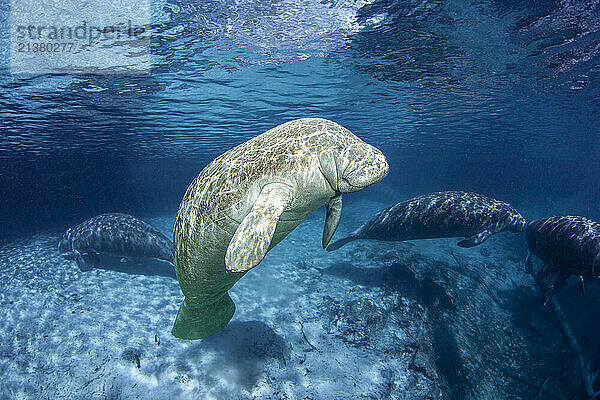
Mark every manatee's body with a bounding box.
[327,191,526,250]
[172,118,388,339]
[58,213,174,269]
[525,216,600,297]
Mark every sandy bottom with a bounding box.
[0,199,588,399]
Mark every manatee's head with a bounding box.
[58,228,73,253]
[320,139,388,194]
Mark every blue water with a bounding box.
[1,0,600,398]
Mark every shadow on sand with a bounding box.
[67,253,176,278]
[178,321,290,390]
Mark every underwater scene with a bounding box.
[1,0,600,398]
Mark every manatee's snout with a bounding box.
[340,144,388,193]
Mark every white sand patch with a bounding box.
[0,198,582,398]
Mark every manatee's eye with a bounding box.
[337,145,344,152]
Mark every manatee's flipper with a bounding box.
[74,251,95,271]
[172,293,235,340]
[457,229,493,248]
[323,194,342,249]
[225,184,293,272]
[541,269,569,304]
[524,252,533,274]
[326,234,358,251]
[158,244,175,264]
[532,263,567,303]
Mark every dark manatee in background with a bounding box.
[525,216,600,297]
[327,191,526,251]
[58,213,174,271]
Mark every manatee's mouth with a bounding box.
[338,175,362,193]
[346,169,384,188]
[342,159,388,192]
[341,174,362,190]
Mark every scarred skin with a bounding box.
[172,118,388,340]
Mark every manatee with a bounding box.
[327,191,526,251]
[58,213,174,270]
[525,216,600,298]
[172,118,388,339]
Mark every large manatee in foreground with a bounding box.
[172,118,388,339]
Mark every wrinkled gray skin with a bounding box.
[59,213,174,269]
[328,191,527,251]
[172,118,389,339]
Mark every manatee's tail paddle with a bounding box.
[172,293,235,340]
[326,234,358,251]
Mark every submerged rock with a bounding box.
[321,296,386,347]
[121,348,142,369]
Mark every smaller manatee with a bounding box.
[525,216,600,299]
[327,191,526,251]
[58,213,174,270]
